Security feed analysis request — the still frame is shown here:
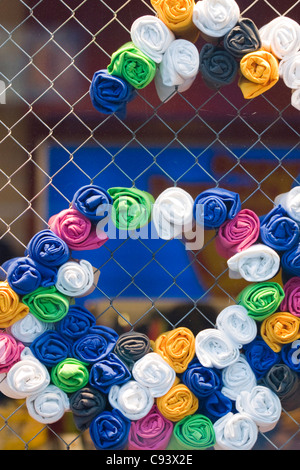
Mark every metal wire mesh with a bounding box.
[0,0,299,450]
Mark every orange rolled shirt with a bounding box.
[261,312,300,353]
[156,380,199,422]
[238,50,279,99]
[154,326,195,373]
[0,281,29,328]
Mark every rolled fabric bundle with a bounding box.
[150,0,200,43]
[72,184,113,223]
[89,69,135,118]
[154,39,199,102]
[213,412,258,450]
[30,330,71,367]
[107,42,157,90]
[193,187,241,229]
[72,325,118,364]
[223,18,262,59]
[201,390,233,422]
[152,187,194,240]
[195,328,240,369]
[280,277,300,317]
[291,88,300,110]
[128,405,173,451]
[55,259,96,298]
[89,408,131,450]
[243,337,280,379]
[274,186,300,223]
[0,281,29,328]
[55,305,96,343]
[260,312,300,353]
[226,244,280,283]
[69,386,107,432]
[113,330,151,369]
[4,256,57,295]
[235,385,282,432]
[281,243,300,279]
[259,16,300,60]
[9,313,54,346]
[259,363,300,411]
[156,381,198,422]
[167,414,215,450]
[182,359,221,399]
[281,342,300,373]
[153,326,195,373]
[216,305,257,349]
[130,15,175,63]
[0,348,50,399]
[193,0,240,40]
[107,186,154,231]
[108,380,154,421]
[51,357,90,393]
[25,229,70,268]
[0,332,24,374]
[26,384,70,424]
[238,50,279,99]
[48,208,108,251]
[221,354,257,401]
[237,282,285,322]
[279,52,300,89]
[214,209,260,259]
[22,285,70,323]
[199,43,238,90]
[132,352,176,397]
[89,352,131,393]
[260,205,299,252]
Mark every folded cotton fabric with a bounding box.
[154,326,195,373]
[279,52,300,89]
[113,330,151,369]
[0,281,29,328]
[280,277,300,317]
[193,187,241,229]
[25,229,70,268]
[238,50,279,99]
[281,342,300,373]
[152,187,194,240]
[275,186,300,223]
[0,332,24,374]
[72,325,118,364]
[26,384,70,424]
[89,69,136,118]
[132,352,176,397]
[30,330,71,367]
[130,15,175,63]
[51,357,90,393]
[107,186,154,231]
[150,0,200,43]
[55,259,96,298]
[55,305,96,343]
[259,16,300,60]
[195,328,240,369]
[182,359,221,399]
[237,281,285,322]
[128,405,173,451]
[156,381,199,422]
[89,352,131,393]
[223,18,262,59]
[216,305,257,349]
[108,380,154,421]
[201,390,233,422]
[9,313,54,346]
[154,39,199,102]
[49,208,108,251]
[213,412,258,450]
[215,209,260,259]
[260,312,300,353]
[167,414,215,450]
[221,354,257,401]
[227,244,280,282]
[89,408,131,450]
[259,363,300,412]
[193,0,240,39]
[291,88,300,110]
[72,184,113,223]
[199,43,238,90]
[281,243,300,279]
[243,337,280,379]
[107,42,157,89]
[22,285,70,323]
[260,204,299,252]
[69,386,107,432]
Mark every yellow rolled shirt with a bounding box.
[238,50,279,99]
[261,312,300,353]
[153,327,195,373]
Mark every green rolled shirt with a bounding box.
[51,358,90,393]
[167,414,216,450]
[22,285,70,323]
[108,187,155,231]
[107,42,157,89]
[237,281,285,321]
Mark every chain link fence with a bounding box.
[0,0,299,450]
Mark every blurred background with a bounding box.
[0,0,299,450]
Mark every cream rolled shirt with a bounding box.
[216,305,257,349]
[195,328,240,369]
[108,380,154,421]
[132,352,176,397]
[26,384,70,424]
[193,0,240,38]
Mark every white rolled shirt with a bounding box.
[292,88,300,110]
[193,0,240,38]
[8,313,54,346]
[214,412,258,450]
[108,380,154,421]
[55,259,95,297]
[235,385,282,432]
[216,305,257,349]
[259,16,300,60]
[279,52,300,89]
[274,186,300,223]
[152,187,194,240]
[132,352,176,397]
[221,354,257,401]
[130,15,175,63]
[195,328,240,369]
[26,384,70,424]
